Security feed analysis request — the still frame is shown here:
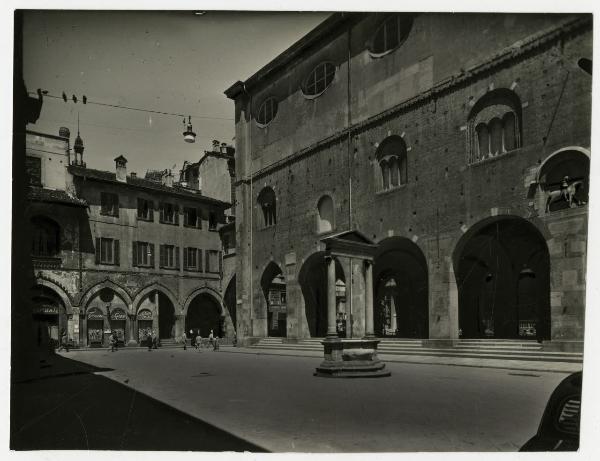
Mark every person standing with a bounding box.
[213,335,219,351]
[190,329,195,348]
[195,332,202,350]
[147,332,152,351]
[208,329,214,348]
[110,332,117,352]
[152,330,158,349]
[182,331,187,350]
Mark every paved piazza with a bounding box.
[62,348,568,452]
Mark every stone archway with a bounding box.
[185,292,223,338]
[260,262,287,337]
[298,252,345,337]
[31,284,67,347]
[453,216,551,340]
[373,237,429,339]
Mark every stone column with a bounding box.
[127,313,138,346]
[326,255,338,338]
[364,260,374,338]
[390,295,397,334]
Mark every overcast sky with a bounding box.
[22,10,328,175]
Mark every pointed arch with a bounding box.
[132,283,181,314]
[79,279,132,312]
[33,275,74,312]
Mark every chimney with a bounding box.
[114,155,128,182]
[59,127,70,139]
[161,169,174,187]
[130,172,137,179]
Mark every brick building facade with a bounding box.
[225,13,592,350]
[26,130,234,347]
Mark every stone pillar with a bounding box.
[364,260,374,338]
[127,313,138,346]
[326,255,338,338]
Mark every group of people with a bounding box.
[181,329,220,351]
[145,330,159,351]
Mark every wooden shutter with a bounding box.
[95,237,101,264]
[114,240,120,266]
[175,246,180,269]
[205,250,210,272]
[114,195,120,217]
[196,208,201,228]
[183,247,188,269]
[197,249,202,272]
[175,205,179,225]
[132,241,138,267]
[159,202,164,222]
[149,201,154,221]
[149,243,155,268]
[159,244,165,268]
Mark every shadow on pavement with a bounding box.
[11,354,267,451]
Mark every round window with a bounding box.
[370,15,413,57]
[303,62,336,97]
[256,97,278,126]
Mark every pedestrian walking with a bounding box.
[190,329,195,348]
[195,333,202,350]
[147,332,153,351]
[110,332,117,352]
[208,329,214,348]
[213,335,219,351]
[182,331,187,350]
[152,330,158,349]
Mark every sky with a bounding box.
[22,10,329,175]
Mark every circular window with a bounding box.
[303,62,336,98]
[256,97,278,126]
[370,14,413,57]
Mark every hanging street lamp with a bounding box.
[183,115,196,143]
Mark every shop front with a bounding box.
[137,309,153,346]
[87,307,104,347]
[109,308,127,346]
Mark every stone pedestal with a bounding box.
[314,338,391,378]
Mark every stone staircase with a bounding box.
[249,338,583,364]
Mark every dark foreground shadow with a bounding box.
[11,354,267,451]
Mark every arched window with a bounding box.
[468,89,522,164]
[376,136,408,191]
[31,216,60,257]
[317,195,334,233]
[370,14,413,56]
[303,62,336,97]
[257,187,277,227]
[256,97,278,126]
[538,149,590,213]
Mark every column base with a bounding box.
[127,339,138,347]
[315,338,390,378]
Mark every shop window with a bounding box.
[303,62,336,97]
[468,89,522,164]
[159,202,178,225]
[257,187,277,227]
[137,198,153,221]
[132,241,154,267]
[370,14,413,56]
[31,216,60,257]
[256,97,278,126]
[95,237,119,265]
[184,247,202,271]
[159,244,179,269]
[184,207,199,228]
[100,192,119,217]
[376,135,408,192]
[317,195,334,233]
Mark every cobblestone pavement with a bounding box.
[55,347,571,452]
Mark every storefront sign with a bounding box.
[110,309,127,321]
[87,308,104,320]
[138,309,153,320]
[33,304,59,315]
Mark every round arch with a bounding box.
[452,215,551,340]
[260,261,287,337]
[298,251,346,338]
[536,146,591,184]
[79,280,132,312]
[373,237,429,338]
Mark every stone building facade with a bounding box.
[225,13,592,350]
[26,130,233,347]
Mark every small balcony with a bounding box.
[31,255,62,269]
